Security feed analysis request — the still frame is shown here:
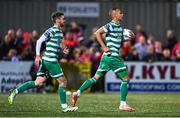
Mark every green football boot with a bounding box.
[8,89,17,104]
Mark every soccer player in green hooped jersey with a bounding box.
[70,8,135,112]
[8,11,78,112]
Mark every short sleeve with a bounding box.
[43,29,54,40]
[103,23,110,33]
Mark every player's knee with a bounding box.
[59,81,67,87]
[35,77,45,87]
[57,77,67,87]
[35,81,44,87]
[94,74,101,81]
[122,75,129,81]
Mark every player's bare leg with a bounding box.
[119,75,135,112]
[70,74,101,107]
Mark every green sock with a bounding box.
[120,80,128,101]
[58,86,66,104]
[79,77,97,92]
[16,81,36,93]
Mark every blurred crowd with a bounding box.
[121,24,180,62]
[1,21,179,92]
[0,22,180,63]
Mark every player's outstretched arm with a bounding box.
[94,27,110,52]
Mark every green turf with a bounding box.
[0,93,180,117]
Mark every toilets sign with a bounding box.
[57,2,99,17]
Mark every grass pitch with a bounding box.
[0,93,180,117]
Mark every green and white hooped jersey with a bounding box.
[42,26,63,62]
[103,20,123,56]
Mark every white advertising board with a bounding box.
[105,62,180,92]
[0,62,33,93]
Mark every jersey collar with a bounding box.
[111,20,120,26]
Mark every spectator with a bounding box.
[154,41,163,60]
[89,27,98,41]
[14,28,24,54]
[126,47,139,61]
[64,32,77,61]
[32,30,39,39]
[174,50,180,61]
[0,34,14,59]
[134,35,147,60]
[120,48,126,59]
[147,35,155,46]
[84,27,98,48]
[143,45,157,62]
[166,29,177,50]
[73,47,81,62]
[31,30,44,59]
[135,24,147,44]
[7,49,19,62]
[7,29,16,42]
[172,42,180,61]
[79,47,91,62]
[161,48,172,61]
[172,42,180,56]
[69,21,84,45]
[20,33,34,60]
[64,32,77,47]
[31,30,40,54]
[122,41,131,56]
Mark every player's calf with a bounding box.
[70,92,79,107]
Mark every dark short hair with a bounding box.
[109,8,120,16]
[51,11,64,23]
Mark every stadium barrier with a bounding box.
[0,61,33,93]
[0,61,179,93]
[105,62,180,93]
[0,61,91,93]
